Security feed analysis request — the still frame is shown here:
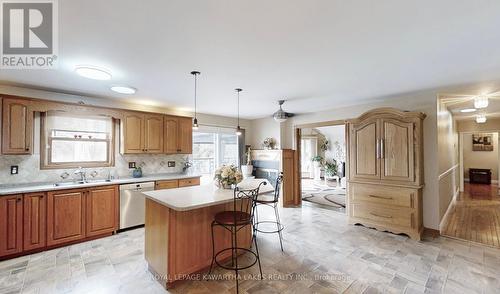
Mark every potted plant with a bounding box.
[311,155,323,181]
[214,165,243,189]
[324,160,338,178]
[240,147,253,178]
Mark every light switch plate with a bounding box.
[168,161,175,167]
[128,162,136,169]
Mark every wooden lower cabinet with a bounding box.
[0,195,23,257]
[155,180,179,190]
[178,177,200,187]
[47,189,87,246]
[23,193,46,251]
[86,186,118,237]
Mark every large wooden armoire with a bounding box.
[347,108,425,240]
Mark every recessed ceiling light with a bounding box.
[460,108,477,113]
[110,86,136,94]
[75,66,112,80]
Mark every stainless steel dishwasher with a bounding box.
[119,182,155,230]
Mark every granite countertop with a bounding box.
[0,173,202,195]
[143,178,273,211]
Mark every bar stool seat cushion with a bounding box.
[214,211,252,225]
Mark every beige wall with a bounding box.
[462,133,498,180]
[250,117,283,149]
[251,91,441,229]
[436,100,459,225]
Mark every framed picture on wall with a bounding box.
[472,133,494,151]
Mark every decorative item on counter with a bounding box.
[182,158,193,174]
[60,172,69,180]
[132,167,143,178]
[263,137,276,149]
[241,147,254,179]
[214,165,243,189]
[89,170,98,178]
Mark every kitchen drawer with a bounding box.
[155,180,178,190]
[350,183,415,208]
[178,177,200,187]
[351,203,413,228]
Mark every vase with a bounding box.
[240,165,253,178]
[132,169,142,178]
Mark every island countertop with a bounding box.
[143,178,273,211]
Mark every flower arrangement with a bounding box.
[263,137,276,149]
[214,165,243,189]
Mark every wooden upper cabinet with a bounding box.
[47,189,86,246]
[380,119,415,182]
[164,116,193,154]
[23,193,46,251]
[349,119,380,181]
[0,195,23,257]
[122,113,145,154]
[144,114,164,153]
[2,98,33,154]
[164,116,179,153]
[86,186,118,237]
[178,117,193,154]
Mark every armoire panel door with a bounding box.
[349,119,380,180]
[380,119,415,182]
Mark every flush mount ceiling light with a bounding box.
[110,86,136,95]
[474,95,489,109]
[460,108,476,113]
[74,65,112,80]
[273,100,294,123]
[476,114,487,124]
[191,71,201,130]
[235,88,242,136]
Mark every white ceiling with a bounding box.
[2,0,500,119]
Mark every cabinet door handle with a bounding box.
[17,197,22,202]
[368,194,393,200]
[370,212,392,219]
[376,139,380,159]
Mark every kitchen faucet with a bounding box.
[74,167,87,183]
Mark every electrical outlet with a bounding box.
[128,162,136,169]
[167,161,175,167]
[10,166,18,175]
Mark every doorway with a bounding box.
[297,122,347,213]
[443,131,500,247]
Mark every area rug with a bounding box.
[302,181,346,213]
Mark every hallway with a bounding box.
[443,183,500,247]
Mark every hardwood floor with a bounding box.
[443,183,500,248]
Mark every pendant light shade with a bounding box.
[476,114,487,124]
[474,95,489,109]
[235,88,242,136]
[191,71,200,130]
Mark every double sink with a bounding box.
[53,179,112,187]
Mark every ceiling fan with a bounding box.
[273,100,294,123]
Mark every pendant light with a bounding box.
[476,114,487,124]
[191,71,200,130]
[474,95,489,109]
[273,100,294,122]
[235,88,242,136]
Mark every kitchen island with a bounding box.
[143,179,273,289]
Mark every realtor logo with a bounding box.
[1,0,58,68]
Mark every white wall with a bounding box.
[251,91,441,229]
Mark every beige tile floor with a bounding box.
[1,204,500,293]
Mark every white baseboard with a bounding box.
[439,187,459,233]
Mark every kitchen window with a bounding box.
[41,112,115,169]
[192,128,239,175]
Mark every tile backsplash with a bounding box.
[0,153,191,185]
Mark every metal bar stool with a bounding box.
[253,173,284,251]
[208,181,267,294]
